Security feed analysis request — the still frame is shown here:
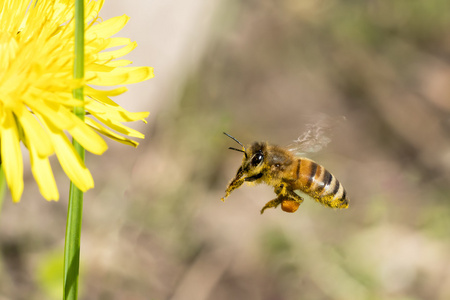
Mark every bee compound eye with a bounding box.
[251,153,263,166]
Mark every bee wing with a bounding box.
[288,116,345,156]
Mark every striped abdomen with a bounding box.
[292,158,348,208]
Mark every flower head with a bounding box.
[0,0,154,202]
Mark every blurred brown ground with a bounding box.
[2,0,450,299]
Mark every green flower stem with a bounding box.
[64,1,85,300]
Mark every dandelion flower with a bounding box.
[0,0,154,202]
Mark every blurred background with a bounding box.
[2,0,450,299]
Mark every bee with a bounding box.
[221,132,349,214]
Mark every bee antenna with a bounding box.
[228,147,245,153]
[223,132,245,148]
[223,132,247,158]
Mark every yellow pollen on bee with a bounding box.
[281,200,300,213]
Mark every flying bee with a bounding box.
[221,131,349,214]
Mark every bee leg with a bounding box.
[260,183,285,213]
[221,177,245,201]
[260,197,284,214]
[260,184,304,214]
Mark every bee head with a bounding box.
[245,142,265,168]
[223,133,266,181]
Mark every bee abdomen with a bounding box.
[296,158,349,209]
[318,175,348,208]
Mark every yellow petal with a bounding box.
[88,15,129,39]
[29,147,59,201]
[88,66,154,85]
[13,104,53,157]
[29,87,85,106]
[96,41,137,62]
[103,59,133,67]
[85,118,139,147]
[1,110,24,202]
[68,115,108,155]
[85,62,114,72]
[85,86,127,97]
[90,112,145,139]
[27,99,76,131]
[86,98,149,122]
[105,37,133,49]
[85,0,104,22]
[86,37,133,59]
[47,107,108,155]
[43,121,94,191]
